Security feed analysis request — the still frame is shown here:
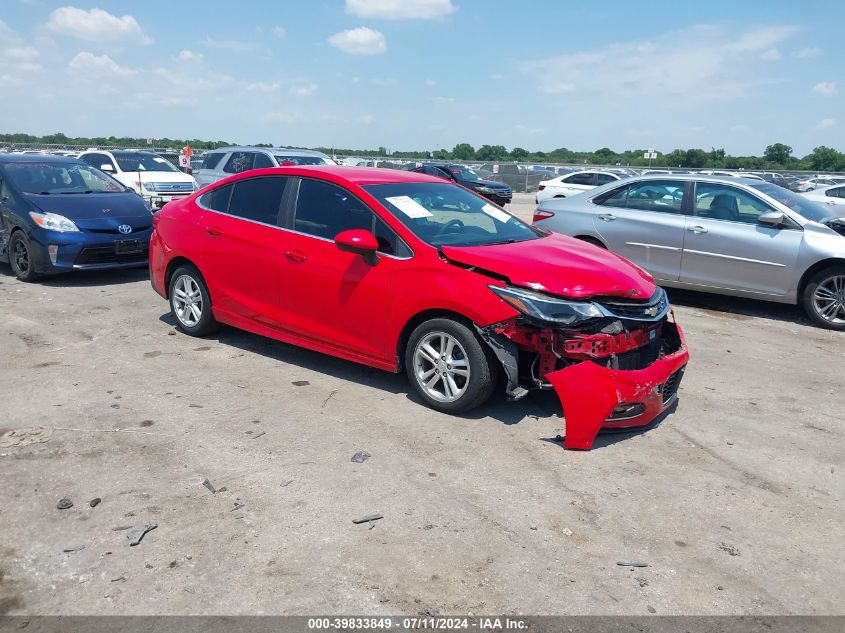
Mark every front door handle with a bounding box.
[285,249,307,263]
[598,213,617,222]
[688,225,708,234]
[205,226,222,237]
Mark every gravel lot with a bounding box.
[0,194,842,615]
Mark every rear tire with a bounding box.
[802,266,845,331]
[9,232,39,282]
[168,265,218,336]
[405,318,498,414]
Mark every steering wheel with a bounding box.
[435,219,464,236]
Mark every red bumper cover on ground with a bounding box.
[546,321,689,450]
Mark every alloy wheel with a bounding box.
[172,274,203,327]
[413,331,471,403]
[13,238,30,275]
[813,274,845,325]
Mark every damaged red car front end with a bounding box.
[474,282,689,450]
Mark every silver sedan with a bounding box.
[533,175,845,330]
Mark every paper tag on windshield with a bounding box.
[386,195,433,218]
[482,203,510,223]
[153,157,169,163]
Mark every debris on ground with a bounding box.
[56,498,73,510]
[112,525,132,531]
[202,478,217,494]
[281,480,293,488]
[89,497,101,508]
[230,502,245,512]
[322,389,338,408]
[111,576,126,583]
[126,523,157,546]
[636,577,649,587]
[0,427,54,448]
[617,561,649,567]
[62,544,85,553]
[352,513,383,524]
[351,450,370,463]
[252,431,266,439]
[647,606,657,614]
[719,542,741,556]
[291,380,310,387]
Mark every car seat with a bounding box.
[709,194,739,221]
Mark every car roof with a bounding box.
[235,165,445,185]
[214,146,330,156]
[609,173,769,186]
[0,154,81,165]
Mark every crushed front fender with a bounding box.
[546,320,689,450]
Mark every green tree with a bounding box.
[804,146,845,172]
[511,147,529,160]
[764,143,793,166]
[475,144,509,161]
[451,143,476,160]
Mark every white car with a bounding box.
[802,184,845,207]
[78,149,197,211]
[796,176,845,192]
[701,170,765,181]
[535,170,626,204]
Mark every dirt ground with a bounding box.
[0,194,842,616]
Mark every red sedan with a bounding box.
[149,167,689,449]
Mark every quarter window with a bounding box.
[227,177,288,225]
[253,152,275,169]
[199,183,234,212]
[694,183,773,223]
[595,173,617,185]
[201,152,224,170]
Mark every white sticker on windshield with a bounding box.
[153,157,168,163]
[385,195,433,218]
[482,203,511,223]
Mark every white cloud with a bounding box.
[760,48,781,61]
[351,76,360,84]
[370,77,397,86]
[424,78,437,86]
[491,73,503,80]
[201,37,255,54]
[815,118,837,130]
[346,0,455,20]
[520,24,798,98]
[291,83,318,96]
[359,114,375,124]
[812,81,836,96]
[430,96,455,103]
[1,46,40,71]
[68,51,136,77]
[0,74,23,88]
[328,27,386,55]
[794,47,821,59]
[177,49,204,62]
[46,7,151,44]
[247,81,280,92]
[273,26,286,38]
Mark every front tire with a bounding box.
[168,265,217,336]
[405,318,498,414]
[802,266,845,331]
[9,232,39,282]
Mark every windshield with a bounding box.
[751,182,835,223]
[274,155,334,166]
[364,182,542,247]
[113,153,180,173]
[2,162,126,194]
[447,165,485,182]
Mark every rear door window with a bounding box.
[253,152,275,169]
[595,173,617,185]
[223,152,256,174]
[201,152,225,170]
[227,177,288,225]
[199,183,234,212]
[563,172,594,186]
[624,181,684,214]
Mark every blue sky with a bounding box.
[1,0,842,155]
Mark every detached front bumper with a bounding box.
[547,321,689,449]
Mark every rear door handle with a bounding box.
[688,225,708,234]
[205,226,222,236]
[285,249,307,263]
[598,213,617,222]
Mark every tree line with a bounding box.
[2,132,844,172]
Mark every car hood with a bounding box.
[117,171,195,185]
[441,232,657,300]
[28,192,154,229]
[464,179,510,190]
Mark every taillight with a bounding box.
[533,209,555,223]
[538,185,546,191]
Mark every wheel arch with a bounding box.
[574,234,607,248]
[797,258,845,300]
[164,256,207,300]
[395,308,477,371]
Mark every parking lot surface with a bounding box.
[0,194,842,615]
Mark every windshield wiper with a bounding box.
[481,238,518,246]
[60,190,94,195]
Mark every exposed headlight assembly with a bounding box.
[476,186,497,194]
[29,211,80,232]
[489,285,604,325]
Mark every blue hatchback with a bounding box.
[0,154,154,281]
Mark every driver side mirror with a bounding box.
[100,163,115,172]
[758,211,784,227]
[335,229,380,265]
